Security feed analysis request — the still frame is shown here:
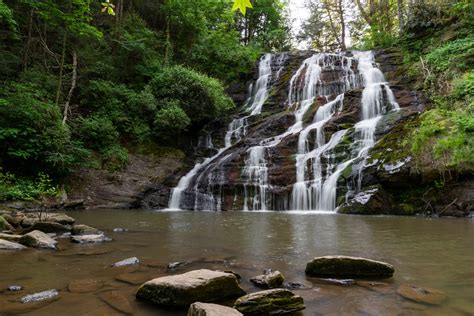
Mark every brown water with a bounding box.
[0,210,473,315]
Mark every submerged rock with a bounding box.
[167,261,188,270]
[397,284,447,305]
[71,234,112,244]
[111,257,140,267]
[305,255,394,278]
[250,270,285,289]
[234,288,305,315]
[8,285,23,292]
[68,279,103,293]
[71,224,101,235]
[20,289,59,303]
[136,269,246,308]
[20,230,57,249]
[98,291,133,315]
[188,302,243,316]
[113,227,128,232]
[0,239,27,250]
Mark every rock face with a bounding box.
[136,269,246,308]
[20,230,58,249]
[250,271,285,289]
[0,239,27,250]
[305,256,394,278]
[188,302,243,316]
[397,284,447,305]
[234,288,305,315]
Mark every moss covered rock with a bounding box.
[305,256,394,279]
[234,288,305,315]
[136,269,245,308]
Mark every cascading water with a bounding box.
[167,50,399,212]
[167,53,285,210]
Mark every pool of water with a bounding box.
[1,210,473,315]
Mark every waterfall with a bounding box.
[167,50,399,212]
[167,53,284,210]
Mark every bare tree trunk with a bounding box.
[323,0,343,49]
[164,15,171,64]
[337,0,346,50]
[397,0,405,35]
[62,50,77,126]
[55,32,67,107]
[354,0,372,26]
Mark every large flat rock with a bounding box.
[234,288,305,315]
[0,239,26,250]
[305,255,394,278]
[136,269,245,308]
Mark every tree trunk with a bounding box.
[397,0,405,35]
[22,9,34,71]
[164,15,171,64]
[62,50,77,125]
[337,0,346,50]
[323,0,343,49]
[55,32,67,107]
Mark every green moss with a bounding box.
[0,216,7,231]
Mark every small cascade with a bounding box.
[167,53,286,210]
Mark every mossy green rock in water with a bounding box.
[234,288,305,315]
[305,256,394,279]
[136,269,245,308]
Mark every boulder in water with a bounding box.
[22,222,71,234]
[136,269,245,308]
[71,224,101,235]
[338,185,393,215]
[250,270,285,289]
[397,284,447,305]
[71,234,111,244]
[0,239,26,250]
[234,288,305,315]
[20,289,59,303]
[111,257,140,267]
[20,230,57,249]
[188,302,243,316]
[305,255,394,278]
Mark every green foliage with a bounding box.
[425,37,474,74]
[0,171,58,201]
[149,66,234,126]
[0,0,17,34]
[154,100,191,138]
[0,81,83,175]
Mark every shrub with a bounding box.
[0,82,75,175]
[154,100,191,138]
[149,65,234,126]
[0,171,58,201]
